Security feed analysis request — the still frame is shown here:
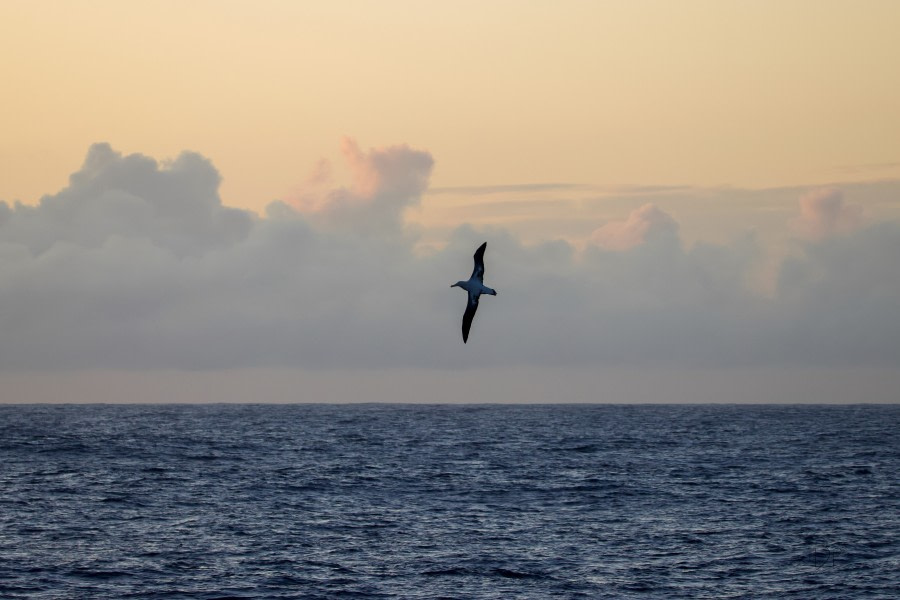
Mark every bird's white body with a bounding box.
[452,278,496,297]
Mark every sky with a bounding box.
[2,1,900,403]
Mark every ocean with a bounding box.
[0,404,897,599]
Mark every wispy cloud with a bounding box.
[831,162,900,176]
[426,183,694,197]
[427,183,587,196]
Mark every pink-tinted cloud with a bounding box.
[589,203,679,251]
[291,138,434,236]
[793,188,862,240]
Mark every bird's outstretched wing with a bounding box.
[471,242,487,282]
[461,292,480,343]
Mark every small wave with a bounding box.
[67,568,131,579]
[422,567,468,577]
[421,565,549,581]
[491,567,545,579]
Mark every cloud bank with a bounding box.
[2,143,900,372]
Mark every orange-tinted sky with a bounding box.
[3,0,900,216]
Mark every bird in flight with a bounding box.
[450,242,497,343]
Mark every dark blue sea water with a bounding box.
[0,404,898,599]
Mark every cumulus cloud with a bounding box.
[1,144,899,372]
[290,137,433,237]
[793,187,863,240]
[589,203,679,251]
[0,143,253,257]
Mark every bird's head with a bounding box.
[450,281,465,289]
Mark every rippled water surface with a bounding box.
[1,404,898,598]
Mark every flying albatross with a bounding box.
[451,242,497,343]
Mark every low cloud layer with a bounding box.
[2,144,900,372]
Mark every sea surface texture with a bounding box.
[0,404,898,599]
